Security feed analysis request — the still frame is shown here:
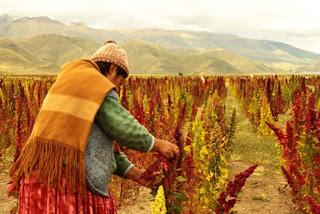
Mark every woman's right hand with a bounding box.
[152,138,180,159]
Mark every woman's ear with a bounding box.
[105,63,117,79]
[110,63,118,75]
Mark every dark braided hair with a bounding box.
[96,61,128,78]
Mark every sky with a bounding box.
[1,0,320,53]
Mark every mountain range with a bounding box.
[0,14,319,75]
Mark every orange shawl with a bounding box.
[9,59,115,193]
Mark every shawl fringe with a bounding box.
[9,137,86,194]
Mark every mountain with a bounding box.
[123,40,239,74]
[0,14,13,24]
[19,34,99,66]
[0,14,127,44]
[0,14,319,72]
[201,48,278,74]
[0,34,99,74]
[0,37,43,73]
[298,60,320,73]
[0,34,278,75]
[122,29,320,68]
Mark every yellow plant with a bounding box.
[258,94,274,136]
[190,92,229,211]
[151,185,167,214]
[248,90,261,127]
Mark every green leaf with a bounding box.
[174,192,187,201]
[175,176,187,183]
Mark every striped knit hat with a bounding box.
[90,40,129,75]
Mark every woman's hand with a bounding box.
[152,138,180,159]
[7,181,19,197]
[125,167,162,188]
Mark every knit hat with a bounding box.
[90,40,129,75]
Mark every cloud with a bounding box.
[286,33,320,38]
[1,0,320,53]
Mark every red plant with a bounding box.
[215,164,258,214]
[141,155,169,180]
[305,196,320,214]
[267,87,320,213]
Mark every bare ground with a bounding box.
[225,81,300,214]
[118,187,152,214]
[0,169,17,214]
[228,161,299,214]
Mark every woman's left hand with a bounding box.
[125,167,162,189]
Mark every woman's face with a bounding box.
[105,64,126,89]
[113,74,125,89]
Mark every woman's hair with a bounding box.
[96,61,128,78]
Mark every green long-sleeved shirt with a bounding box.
[86,89,154,196]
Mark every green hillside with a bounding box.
[124,40,278,74]
[18,34,99,66]
[1,14,319,71]
[0,35,278,75]
[122,29,320,65]
[0,34,100,74]
[299,60,320,73]
[202,48,279,73]
[0,38,43,73]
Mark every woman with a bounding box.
[8,40,179,213]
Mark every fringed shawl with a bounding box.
[9,59,115,194]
